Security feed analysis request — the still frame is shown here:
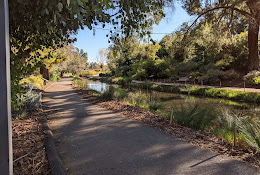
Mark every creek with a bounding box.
[85,79,260,118]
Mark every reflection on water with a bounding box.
[85,79,120,93]
[85,79,260,117]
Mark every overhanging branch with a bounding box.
[183,5,252,39]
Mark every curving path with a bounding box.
[43,78,259,175]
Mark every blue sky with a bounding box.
[74,3,194,63]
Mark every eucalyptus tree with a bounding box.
[181,0,260,71]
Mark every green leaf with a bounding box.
[57,2,63,12]
[77,0,83,7]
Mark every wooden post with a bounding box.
[138,95,140,107]
[244,82,246,92]
[0,0,13,174]
[201,80,203,86]
[169,107,174,125]
[220,80,221,88]
[171,86,172,93]
[234,123,237,147]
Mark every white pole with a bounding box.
[0,0,13,174]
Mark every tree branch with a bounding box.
[183,5,252,39]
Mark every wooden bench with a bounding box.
[177,77,189,84]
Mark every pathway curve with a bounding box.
[43,78,259,175]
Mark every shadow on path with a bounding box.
[42,78,259,175]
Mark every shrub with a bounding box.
[169,75,179,81]
[114,88,129,100]
[199,68,224,84]
[217,109,260,151]
[253,77,260,85]
[81,71,91,77]
[243,71,260,85]
[187,71,202,81]
[238,117,260,152]
[20,74,44,89]
[223,69,240,80]
[50,71,61,81]
[13,88,42,116]
[173,103,217,131]
[177,60,199,73]
[101,87,115,100]
[148,99,163,111]
[117,77,133,85]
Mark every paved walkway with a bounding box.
[132,80,260,93]
[43,78,259,175]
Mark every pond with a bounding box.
[85,79,260,118]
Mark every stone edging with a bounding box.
[43,122,65,175]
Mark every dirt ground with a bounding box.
[12,110,50,175]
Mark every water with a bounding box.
[85,79,260,117]
[85,79,120,93]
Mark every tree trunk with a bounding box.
[40,66,50,80]
[248,19,260,71]
[247,0,260,71]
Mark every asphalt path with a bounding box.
[43,78,259,175]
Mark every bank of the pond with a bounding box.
[90,76,260,103]
[73,79,260,168]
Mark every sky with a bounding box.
[74,3,195,63]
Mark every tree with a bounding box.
[97,48,108,72]
[9,0,172,98]
[181,0,260,71]
[79,49,88,60]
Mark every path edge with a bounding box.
[43,122,65,175]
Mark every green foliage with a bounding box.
[215,109,260,151]
[173,103,217,131]
[244,71,260,85]
[199,69,224,84]
[13,89,42,116]
[101,88,115,100]
[148,99,163,111]
[238,118,260,152]
[50,71,61,81]
[117,77,133,85]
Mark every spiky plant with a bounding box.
[238,117,260,153]
[173,103,217,131]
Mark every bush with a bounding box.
[50,71,61,81]
[101,87,115,100]
[187,71,202,81]
[169,75,179,81]
[223,69,240,80]
[81,71,90,77]
[173,103,217,131]
[243,71,260,85]
[199,68,224,84]
[148,99,163,111]
[239,118,260,152]
[118,77,133,85]
[177,60,199,73]
[20,74,44,89]
[115,88,129,100]
[13,88,42,116]
[216,109,260,151]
